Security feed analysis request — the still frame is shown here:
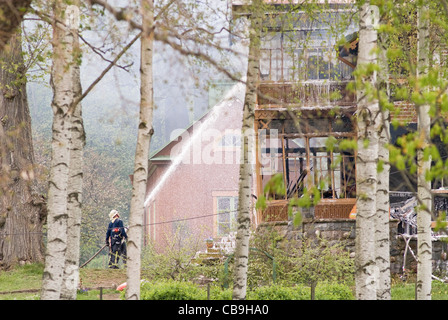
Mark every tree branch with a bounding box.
[69,30,142,115]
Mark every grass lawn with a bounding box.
[0,263,124,300]
[0,263,43,300]
[391,280,448,300]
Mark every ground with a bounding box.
[79,268,127,300]
[79,268,127,288]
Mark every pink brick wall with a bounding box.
[145,99,245,252]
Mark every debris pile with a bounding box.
[192,233,236,265]
[390,197,418,234]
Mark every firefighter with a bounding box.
[106,209,128,269]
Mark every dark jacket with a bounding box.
[106,218,128,245]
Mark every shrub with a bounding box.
[139,280,207,300]
[130,280,354,300]
[315,282,354,300]
[246,283,354,300]
[247,285,309,300]
[209,286,233,300]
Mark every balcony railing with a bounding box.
[258,198,356,224]
[258,46,356,107]
[260,47,353,82]
[258,81,355,107]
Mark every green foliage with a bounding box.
[434,212,448,232]
[139,225,355,297]
[277,237,354,290]
[314,282,354,300]
[141,226,217,282]
[209,286,233,300]
[247,285,309,300]
[139,280,207,300]
[136,280,354,300]
[247,282,354,300]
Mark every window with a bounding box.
[259,11,356,82]
[217,196,238,236]
[261,34,352,81]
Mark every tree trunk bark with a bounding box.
[0,31,45,270]
[60,2,84,301]
[310,281,317,300]
[232,0,261,301]
[41,2,80,300]
[376,24,391,301]
[0,0,32,51]
[355,3,380,300]
[126,0,154,300]
[416,4,432,301]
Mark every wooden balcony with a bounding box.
[314,198,356,219]
[259,198,356,224]
[259,200,289,223]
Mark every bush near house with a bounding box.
[137,280,207,300]
[134,279,354,300]
[247,285,309,300]
[249,283,354,300]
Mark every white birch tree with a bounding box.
[416,3,432,300]
[41,2,81,300]
[233,0,262,300]
[354,2,380,300]
[61,0,85,300]
[126,0,154,300]
[376,15,391,300]
[376,101,391,300]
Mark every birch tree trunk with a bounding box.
[60,2,84,300]
[376,25,391,300]
[232,0,261,301]
[126,0,154,300]
[355,3,380,300]
[0,32,45,269]
[41,2,80,300]
[416,4,432,301]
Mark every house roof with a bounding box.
[149,82,243,161]
[150,155,172,161]
[148,106,213,161]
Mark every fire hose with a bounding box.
[80,244,108,268]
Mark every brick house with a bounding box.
[143,84,253,251]
[144,0,447,256]
[231,1,446,227]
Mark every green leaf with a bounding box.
[256,194,267,211]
